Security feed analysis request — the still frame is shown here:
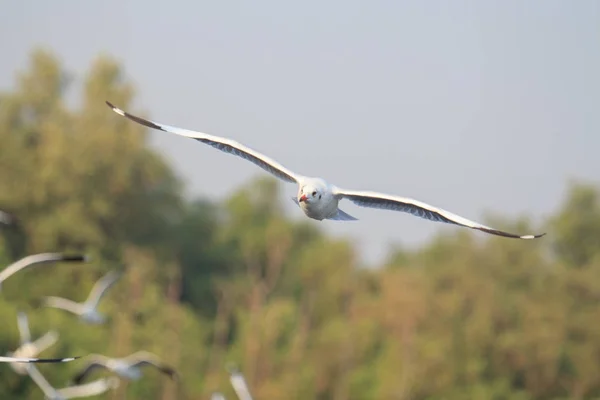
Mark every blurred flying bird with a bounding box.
[27,364,119,400]
[0,253,89,291]
[106,101,546,240]
[72,351,177,384]
[7,311,59,374]
[43,270,120,324]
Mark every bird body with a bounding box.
[101,357,144,380]
[106,102,545,240]
[43,270,120,324]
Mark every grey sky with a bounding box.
[1,1,598,265]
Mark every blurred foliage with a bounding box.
[0,49,599,400]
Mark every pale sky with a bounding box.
[1,1,598,265]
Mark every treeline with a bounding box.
[0,49,598,400]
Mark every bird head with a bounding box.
[298,184,323,204]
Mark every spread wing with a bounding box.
[57,377,119,398]
[26,364,58,399]
[71,356,110,385]
[333,188,546,239]
[106,101,300,184]
[44,296,84,315]
[0,253,89,284]
[85,270,120,308]
[0,355,79,363]
[17,312,31,344]
[31,331,59,354]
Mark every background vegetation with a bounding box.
[0,49,598,400]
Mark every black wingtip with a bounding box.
[60,254,90,262]
[30,356,81,363]
[105,100,166,131]
[477,227,547,240]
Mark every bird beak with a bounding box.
[299,194,307,202]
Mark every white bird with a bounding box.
[43,270,120,324]
[27,364,119,400]
[71,351,177,384]
[106,102,546,240]
[226,364,253,400]
[0,253,89,291]
[8,311,59,374]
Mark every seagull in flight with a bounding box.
[226,364,253,400]
[71,351,177,384]
[7,311,60,374]
[106,102,545,240]
[43,270,120,324]
[0,253,89,291]
[27,364,119,400]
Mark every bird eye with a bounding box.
[312,191,317,196]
